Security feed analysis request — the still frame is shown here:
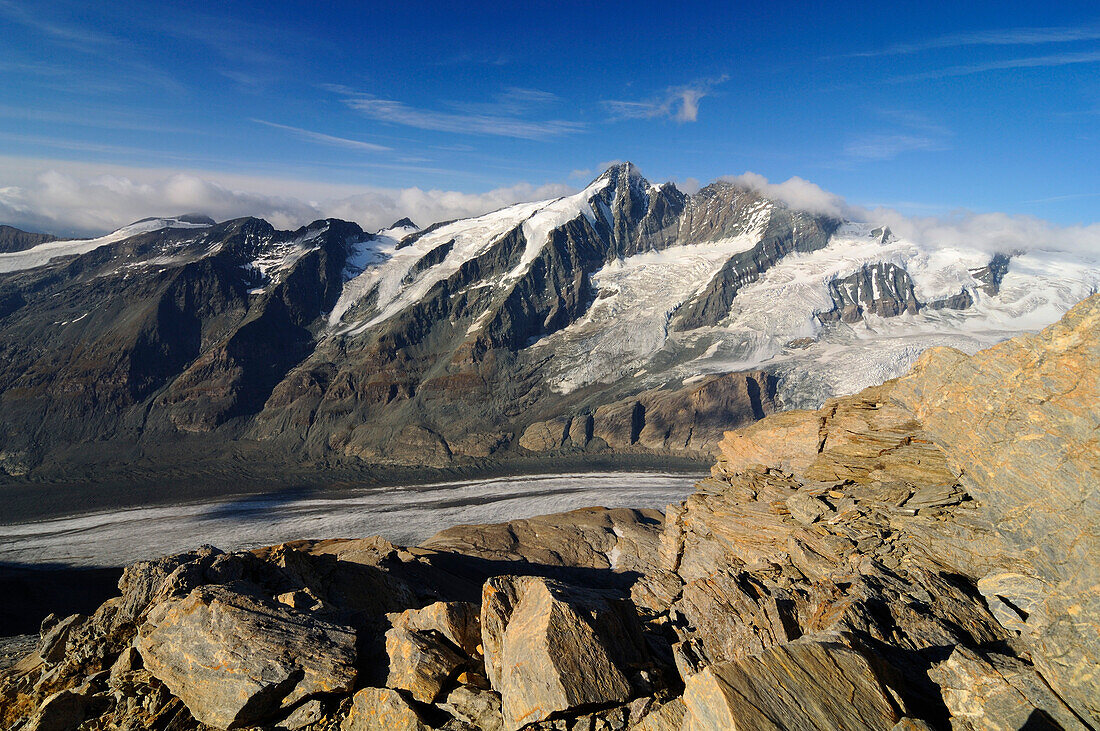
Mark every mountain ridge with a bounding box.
[0,163,1095,481]
[3,294,1096,730]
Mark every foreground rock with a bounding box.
[2,295,1097,730]
[681,641,901,730]
[481,575,657,730]
[136,584,358,728]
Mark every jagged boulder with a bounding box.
[480,575,654,731]
[136,584,357,729]
[391,600,482,658]
[384,625,465,703]
[928,645,1086,730]
[341,687,429,731]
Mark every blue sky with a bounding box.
[2,0,1099,235]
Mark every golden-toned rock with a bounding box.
[480,576,650,731]
[928,645,1086,730]
[391,600,481,658]
[384,624,465,703]
[341,687,429,731]
[136,584,357,729]
[681,641,901,730]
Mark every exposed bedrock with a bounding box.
[4,295,1097,729]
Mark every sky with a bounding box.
[1,0,1099,238]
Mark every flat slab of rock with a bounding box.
[681,641,901,730]
[423,506,666,574]
[928,645,1086,730]
[137,584,357,729]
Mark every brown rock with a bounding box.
[480,576,651,731]
[136,584,357,729]
[633,697,686,731]
[893,294,1100,722]
[519,418,569,452]
[341,687,429,731]
[23,689,86,731]
[681,641,901,730]
[423,506,666,575]
[384,624,465,703]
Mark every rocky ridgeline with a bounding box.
[3,295,1097,730]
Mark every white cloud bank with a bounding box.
[0,157,575,237]
[1,157,1097,261]
[723,170,1100,258]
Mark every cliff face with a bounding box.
[3,295,1097,730]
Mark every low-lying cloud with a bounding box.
[0,157,575,238]
[1,157,1097,261]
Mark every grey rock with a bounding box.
[38,614,84,665]
[441,685,504,731]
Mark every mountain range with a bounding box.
[0,163,1095,481]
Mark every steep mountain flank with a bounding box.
[0,165,1094,480]
[4,295,1096,730]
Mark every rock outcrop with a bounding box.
[2,294,1097,730]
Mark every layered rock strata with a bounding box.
[2,295,1097,729]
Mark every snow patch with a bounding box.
[0,217,211,274]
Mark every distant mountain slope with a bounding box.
[0,225,57,254]
[0,165,1096,480]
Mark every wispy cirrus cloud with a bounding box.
[843,24,1100,58]
[604,76,728,123]
[0,0,113,47]
[844,133,949,160]
[890,50,1100,82]
[326,85,584,140]
[252,120,391,152]
[841,110,951,162]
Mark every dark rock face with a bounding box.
[671,184,841,330]
[0,165,1022,480]
[817,261,975,324]
[0,217,365,472]
[0,225,57,253]
[2,295,1097,729]
[970,252,1012,295]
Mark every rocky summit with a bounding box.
[2,295,1098,729]
[0,164,1095,484]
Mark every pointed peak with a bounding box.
[590,162,651,198]
[389,217,418,230]
[594,161,645,184]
